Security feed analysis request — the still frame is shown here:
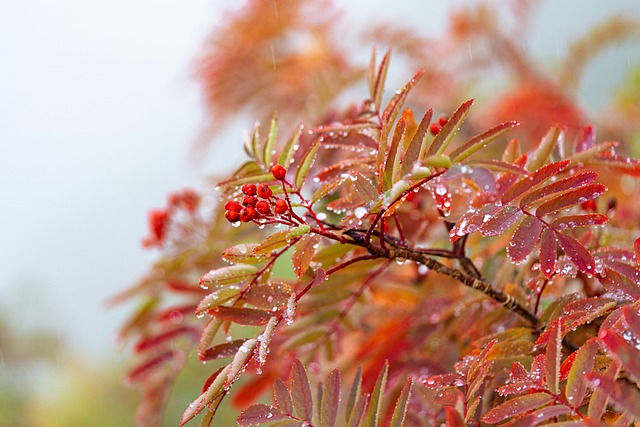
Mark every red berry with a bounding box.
[271,165,287,181]
[438,116,448,126]
[148,208,169,242]
[429,123,442,136]
[274,199,288,215]
[224,200,242,212]
[243,195,258,207]
[256,200,271,215]
[225,210,240,223]
[239,208,252,222]
[241,184,257,195]
[246,206,260,220]
[257,183,273,199]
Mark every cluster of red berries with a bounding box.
[142,189,201,248]
[224,165,289,224]
[429,115,449,136]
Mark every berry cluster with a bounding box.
[224,165,289,224]
[142,189,201,248]
[429,115,449,136]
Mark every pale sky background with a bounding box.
[1,0,639,361]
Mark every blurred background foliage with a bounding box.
[2,0,639,426]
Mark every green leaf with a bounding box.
[390,378,413,427]
[290,360,314,421]
[227,338,258,386]
[222,244,268,264]
[295,140,321,188]
[250,122,263,164]
[382,116,406,190]
[345,365,362,424]
[292,234,321,278]
[278,124,304,168]
[195,287,242,316]
[199,265,258,289]
[321,369,340,427]
[263,114,278,166]
[401,109,433,177]
[371,49,391,112]
[197,318,224,360]
[450,121,519,163]
[565,338,597,405]
[527,125,564,172]
[425,99,474,157]
[253,226,310,255]
[347,394,368,427]
[364,361,388,427]
[180,364,231,426]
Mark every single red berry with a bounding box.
[257,183,273,199]
[225,210,240,223]
[224,200,242,212]
[148,208,169,241]
[438,116,448,126]
[429,123,442,136]
[239,208,252,222]
[274,199,288,215]
[256,200,271,215]
[246,206,260,220]
[243,195,258,207]
[241,184,257,195]
[271,164,287,181]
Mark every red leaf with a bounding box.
[134,326,199,353]
[480,205,523,236]
[321,369,340,427]
[482,392,554,424]
[585,373,640,420]
[599,269,640,301]
[210,306,274,326]
[565,338,598,405]
[501,160,570,205]
[507,215,543,263]
[237,404,288,426]
[574,124,596,153]
[200,339,246,361]
[635,238,640,263]
[545,320,561,394]
[598,328,640,382]
[444,406,465,427]
[126,350,176,383]
[623,306,640,337]
[290,360,313,421]
[551,213,607,230]
[519,172,597,209]
[421,374,465,389]
[449,203,501,241]
[273,378,294,414]
[433,387,464,406]
[557,233,595,274]
[539,229,558,278]
[535,183,606,217]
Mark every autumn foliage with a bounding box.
[116,2,640,426]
